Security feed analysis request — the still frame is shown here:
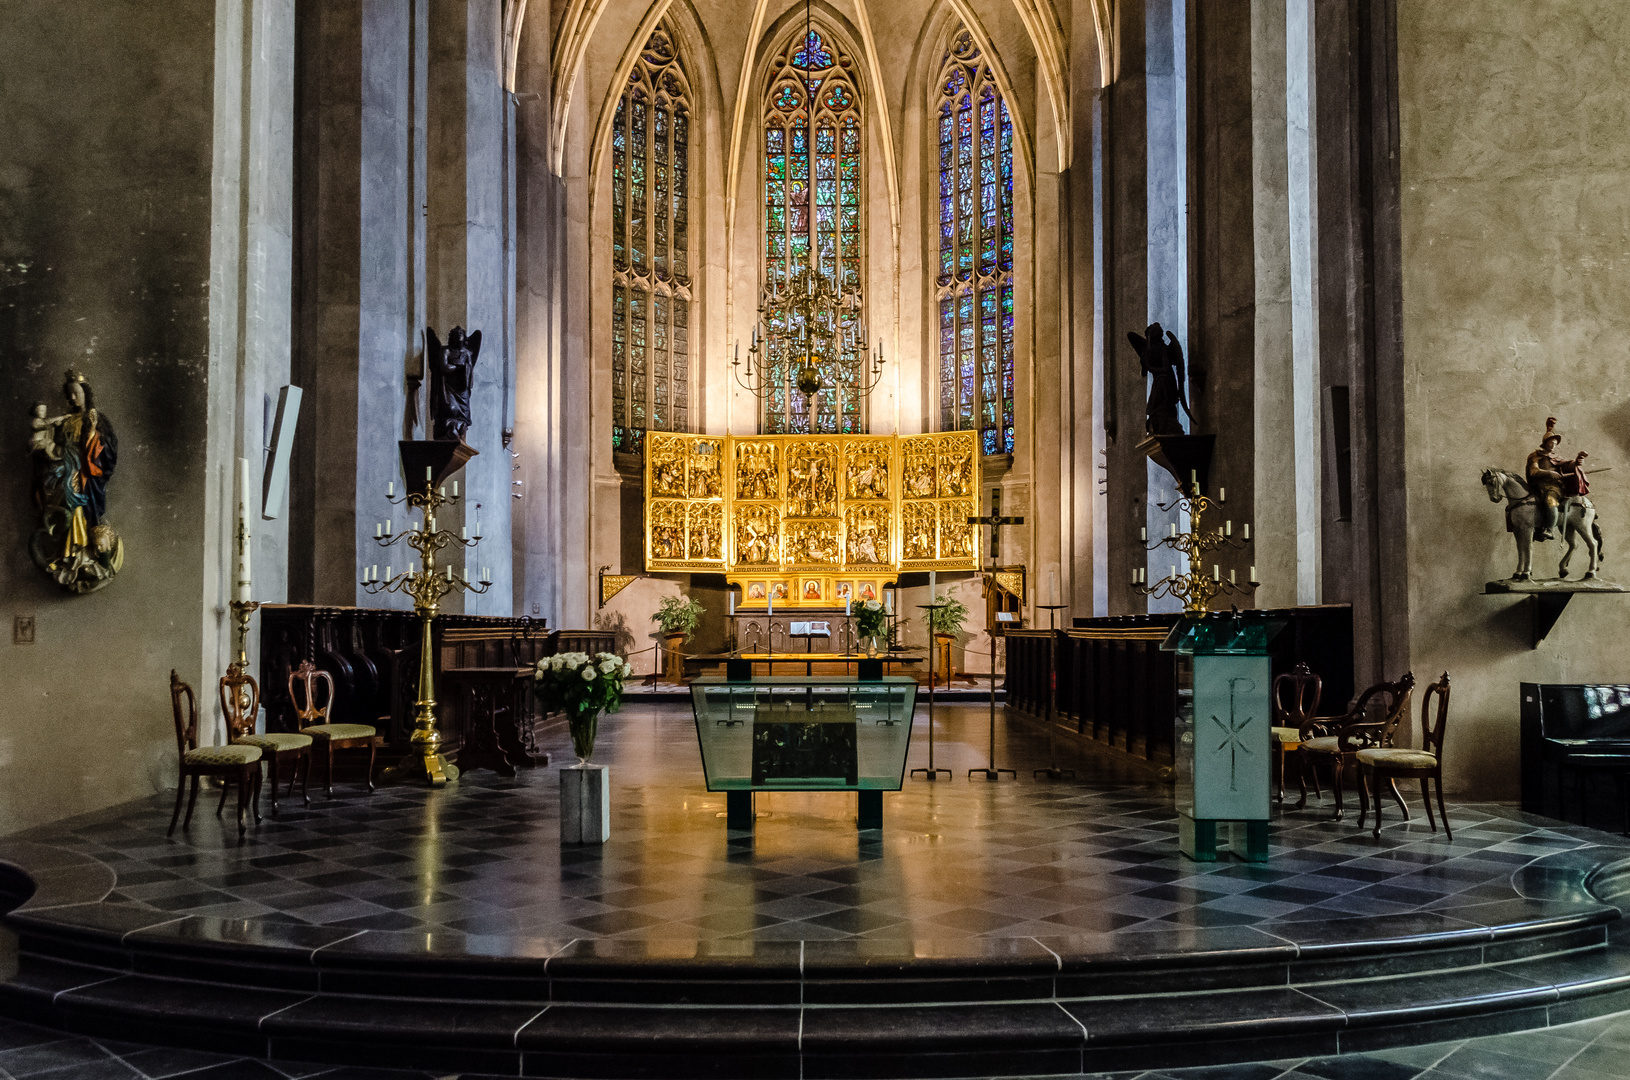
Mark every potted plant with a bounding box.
[532,651,632,764]
[854,599,889,657]
[925,592,968,687]
[653,594,704,683]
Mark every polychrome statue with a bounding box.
[27,370,123,593]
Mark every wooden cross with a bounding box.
[967,487,1023,562]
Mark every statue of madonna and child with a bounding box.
[27,369,123,593]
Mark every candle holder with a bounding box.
[365,471,490,787]
[1132,486,1258,614]
[227,600,262,674]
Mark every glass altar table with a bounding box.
[690,676,918,829]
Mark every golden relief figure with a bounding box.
[786,442,839,518]
[688,440,722,498]
[650,435,689,498]
[687,503,723,561]
[735,441,779,500]
[938,439,974,498]
[939,503,975,560]
[844,441,891,500]
[845,504,890,565]
[903,502,937,561]
[785,520,840,566]
[734,504,780,566]
[903,440,937,499]
[649,500,687,560]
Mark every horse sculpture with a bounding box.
[1481,467,1603,581]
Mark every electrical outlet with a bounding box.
[13,615,35,644]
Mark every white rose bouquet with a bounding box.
[533,651,633,762]
[854,598,888,642]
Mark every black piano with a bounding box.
[1521,682,1630,830]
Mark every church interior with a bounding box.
[4,2,1630,1078]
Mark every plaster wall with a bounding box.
[0,1,220,832]
[1397,0,1630,797]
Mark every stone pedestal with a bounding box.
[560,764,609,844]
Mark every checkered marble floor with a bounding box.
[11,703,1626,943]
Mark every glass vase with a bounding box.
[569,706,600,765]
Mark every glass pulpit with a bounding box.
[690,676,918,829]
[1162,613,1286,862]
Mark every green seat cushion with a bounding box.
[1357,747,1438,769]
[303,723,377,740]
[1300,736,1341,755]
[234,732,313,752]
[185,744,261,767]
[1271,726,1303,743]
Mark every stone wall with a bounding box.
[0,2,219,832]
[1398,0,1630,797]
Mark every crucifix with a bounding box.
[967,487,1022,781]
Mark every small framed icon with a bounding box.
[857,582,878,601]
[747,581,767,601]
[835,581,854,602]
[770,581,790,602]
[803,578,824,601]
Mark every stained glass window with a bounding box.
[611,27,691,456]
[936,29,1014,455]
[762,28,865,435]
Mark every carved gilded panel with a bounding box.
[688,439,723,498]
[686,502,723,561]
[734,441,780,501]
[843,440,892,501]
[845,503,891,565]
[785,441,839,518]
[733,504,780,566]
[649,434,689,498]
[902,439,937,499]
[902,502,936,562]
[937,435,976,498]
[648,500,688,561]
[784,520,841,567]
[939,502,975,561]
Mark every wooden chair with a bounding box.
[1271,663,1322,804]
[1360,672,1452,840]
[168,670,261,836]
[1297,672,1415,821]
[291,660,382,797]
[221,668,312,813]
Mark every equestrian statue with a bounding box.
[1482,417,1604,582]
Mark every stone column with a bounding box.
[289,1,421,610]
[427,0,512,616]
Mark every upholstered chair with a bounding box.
[1296,672,1416,821]
[1359,671,1452,840]
[168,670,261,836]
[221,668,312,813]
[291,660,382,797]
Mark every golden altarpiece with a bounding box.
[644,430,981,605]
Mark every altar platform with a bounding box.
[3,704,1630,1078]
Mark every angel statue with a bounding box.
[1127,322,1192,437]
[27,370,123,593]
[426,325,481,444]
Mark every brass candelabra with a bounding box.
[1132,486,1258,614]
[363,473,491,786]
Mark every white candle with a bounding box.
[439,486,446,498]
[1230,569,1237,584]
[463,567,469,582]
[372,564,378,580]
[1243,523,1251,541]
[885,590,893,615]
[1225,521,1231,537]
[1169,565,1176,578]
[1170,523,1177,538]
[1213,565,1220,581]
[385,565,392,579]
[929,570,937,602]
[426,467,432,482]
[482,566,490,584]
[1140,527,1147,542]
[235,457,253,603]
[845,599,852,616]
[452,481,458,498]
[1249,565,1258,583]
[375,522,382,538]
[385,518,392,535]
[447,564,453,581]
[1219,487,1227,504]
[461,526,467,540]
[387,480,395,497]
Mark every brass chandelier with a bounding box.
[733,0,884,420]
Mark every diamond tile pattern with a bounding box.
[9,704,1622,944]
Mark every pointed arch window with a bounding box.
[762,28,865,434]
[612,26,691,457]
[936,29,1013,455]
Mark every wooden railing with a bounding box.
[1005,607,1354,767]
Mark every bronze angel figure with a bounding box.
[425,326,481,444]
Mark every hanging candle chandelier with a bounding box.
[733,0,884,424]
